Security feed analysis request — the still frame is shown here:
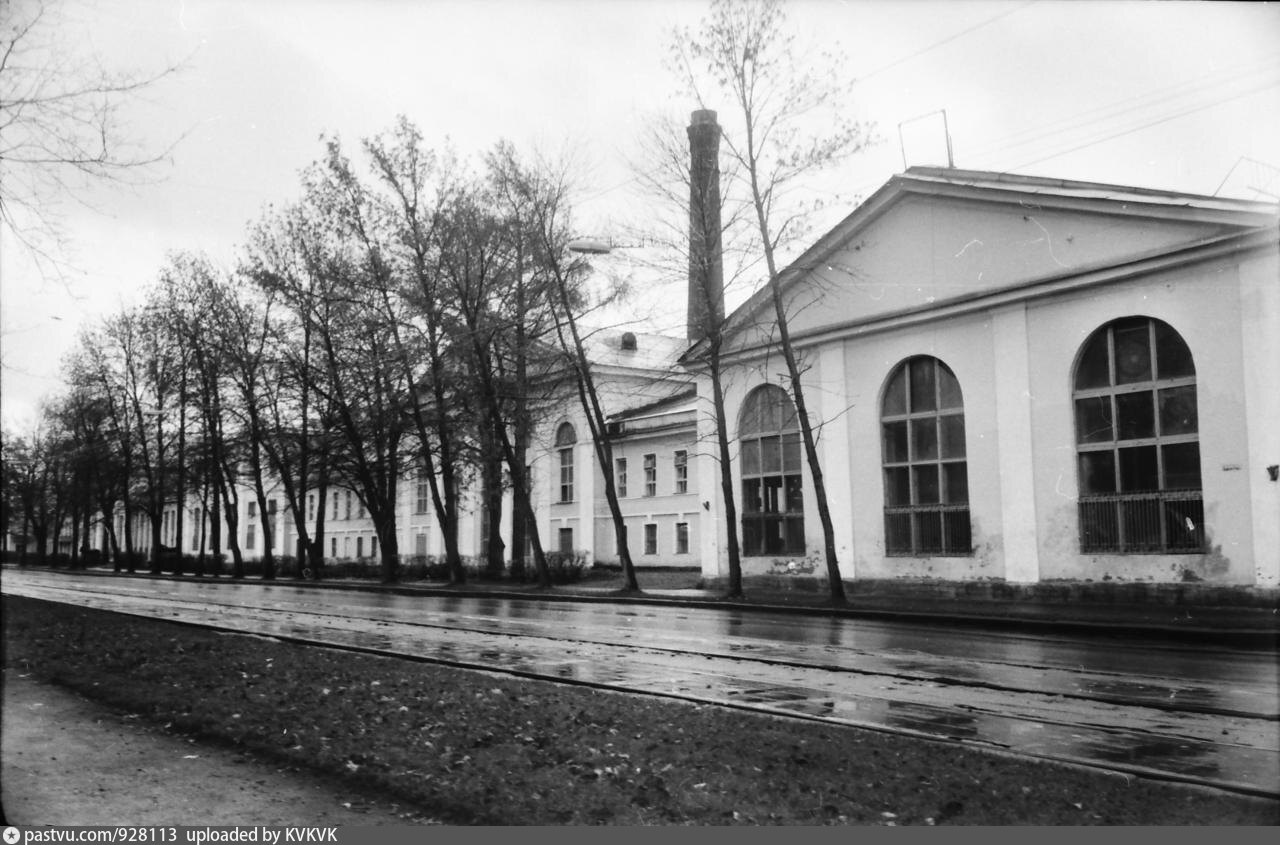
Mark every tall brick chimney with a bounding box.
[687,109,724,343]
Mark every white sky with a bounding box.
[3,0,1279,431]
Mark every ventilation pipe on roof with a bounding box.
[688,109,725,343]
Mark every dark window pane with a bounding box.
[764,516,785,554]
[1155,321,1194,379]
[761,435,782,473]
[911,418,938,460]
[883,422,909,463]
[785,475,804,513]
[910,358,937,412]
[1159,385,1198,436]
[782,432,802,471]
[784,517,805,554]
[555,422,576,446]
[944,463,969,504]
[1121,497,1162,551]
[1116,391,1155,440]
[760,391,782,433]
[741,440,760,475]
[1079,499,1119,552]
[940,414,966,458]
[943,509,971,554]
[740,393,761,437]
[885,467,911,506]
[1078,450,1116,495]
[742,518,762,556]
[938,364,963,409]
[883,366,908,415]
[914,465,940,504]
[885,511,912,554]
[914,511,943,553]
[1113,320,1152,384]
[1075,330,1111,389]
[762,476,783,513]
[1119,445,1159,492]
[780,397,798,432]
[1162,442,1202,490]
[742,478,762,513]
[1075,396,1113,444]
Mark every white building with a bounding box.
[687,167,1279,588]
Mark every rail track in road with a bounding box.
[4,570,1278,800]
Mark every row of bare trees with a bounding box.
[3,121,639,587]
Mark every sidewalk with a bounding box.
[1,671,434,825]
[11,564,1276,646]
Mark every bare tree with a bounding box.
[504,149,643,593]
[671,0,874,603]
[0,0,186,274]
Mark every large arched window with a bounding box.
[1073,317,1202,553]
[739,384,804,556]
[555,422,577,503]
[881,356,971,555]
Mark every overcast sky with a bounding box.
[3,0,1279,431]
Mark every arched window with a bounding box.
[1073,317,1202,553]
[881,356,971,555]
[739,384,804,556]
[555,422,577,503]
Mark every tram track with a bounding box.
[4,572,1278,800]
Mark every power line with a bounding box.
[1007,77,1280,171]
[855,1,1036,82]
[967,55,1280,165]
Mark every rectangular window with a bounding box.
[248,501,257,518]
[644,523,657,555]
[676,522,689,555]
[330,537,337,557]
[345,491,352,520]
[644,454,656,497]
[415,532,427,556]
[674,450,688,494]
[558,527,573,554]
[560,448,575,503]
[416,470,429,514]
[343,536,351,558]
[616,458,627,498]
[371,536,377,558]
[246,522,256,550]
[332,496,339,521]
[307,494,315,521]
[356,536,364,558]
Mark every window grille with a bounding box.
[1073,317,1203,553]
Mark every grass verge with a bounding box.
[4,596,1277,825]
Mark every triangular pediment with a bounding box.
[712,169,1277,356]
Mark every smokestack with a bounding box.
[687,109,724,343]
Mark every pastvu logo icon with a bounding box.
[3,826,20,844]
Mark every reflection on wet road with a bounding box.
[4,571,1277,798]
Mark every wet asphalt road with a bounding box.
[4,570,1277,798]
